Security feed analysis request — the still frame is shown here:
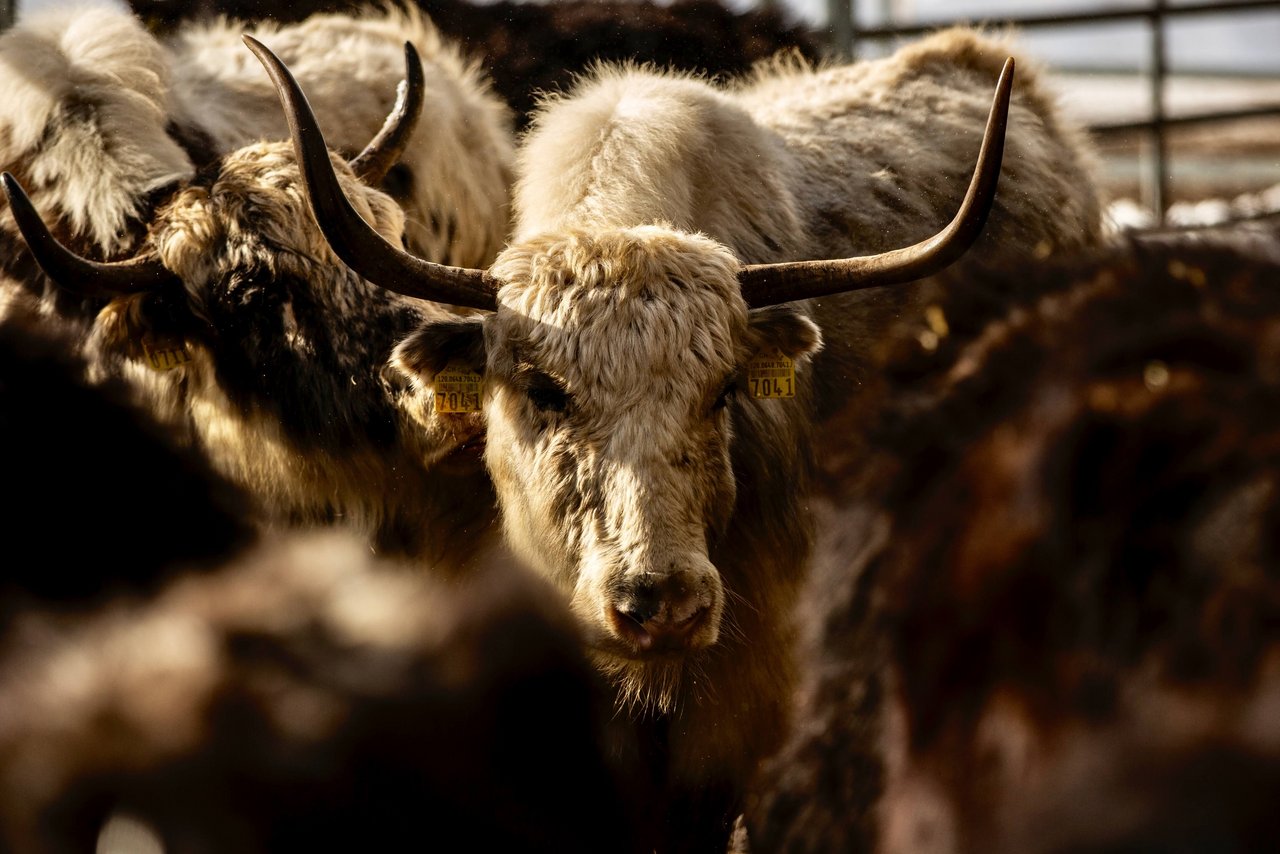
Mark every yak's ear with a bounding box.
[746,305,823,363]
[92,289,197,371]
[391,316,487,386]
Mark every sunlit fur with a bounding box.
[168,6,514,266]
[0,8,506,571]
[0,7,190,258]
[81,144,498,571]
[412,27,1103,847]
[0,6,512,322]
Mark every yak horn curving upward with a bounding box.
[244,35,500,312]
[2,172,180,298]
[737,57,1013,308]
[347,42,426,185]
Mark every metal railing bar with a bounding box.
[845,0,1280,41]
[1148,0,1170,221]
[1092,103,1280,134]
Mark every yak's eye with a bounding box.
[526,375,569,414]
[712,379,737,411]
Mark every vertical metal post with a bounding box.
[829,0,854,58]
[1147,0,1170,223]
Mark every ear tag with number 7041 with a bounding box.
[434,362,483,413]
[747,348,795,399]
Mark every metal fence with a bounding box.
[826,0,1280,222]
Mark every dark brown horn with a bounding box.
[242,35,498,312]
[2,172,178,298]
[738,57,1015,308]
[347,42,425,184]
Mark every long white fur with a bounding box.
[0,7,191,254]
[0,6,513,270]
[168,6,514,266]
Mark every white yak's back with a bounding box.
[514,68,808,262]
[517,29,1100,271]
[738,27,1104,260]
[170,7,514,267]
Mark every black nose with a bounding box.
[607,575,709,652]
[615,581,663,626]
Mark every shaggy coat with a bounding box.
[127,0,822,130]
[0,6,512,307]
[0,535,637,853]
[749,236,1280,852]
[0,9,503,569]
[168,7,513,265]
[388,28,1103,851]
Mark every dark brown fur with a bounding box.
[750,235,1280,852]
[0,546,638,853]
[0,305,253,627]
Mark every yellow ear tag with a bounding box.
[434,362,483,413]
[747,347,796,399]
[141,337,191,372]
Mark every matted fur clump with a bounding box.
[0,534,637,853]
[750,237,1280,853]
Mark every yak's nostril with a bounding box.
[616,584,662,627]
[608,605,656,651]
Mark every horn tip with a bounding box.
[1,172,32,214]
[403,42,423,83]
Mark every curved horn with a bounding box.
[347,42,425,184]
[2,172,178,298]
[738,57,1015,308]
[242,35,498,312]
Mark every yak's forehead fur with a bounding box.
[0,7,192,255]
[490,226,747,411]
[153,141,406,312]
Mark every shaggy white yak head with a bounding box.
[251,40,1014,704]
[397,227,823,669]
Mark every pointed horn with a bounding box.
[738,57,1015,308]
[242,35,498,312]
[2,172,178,299]
[347,42,425,184]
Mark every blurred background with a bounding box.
[3,0,1276,224]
